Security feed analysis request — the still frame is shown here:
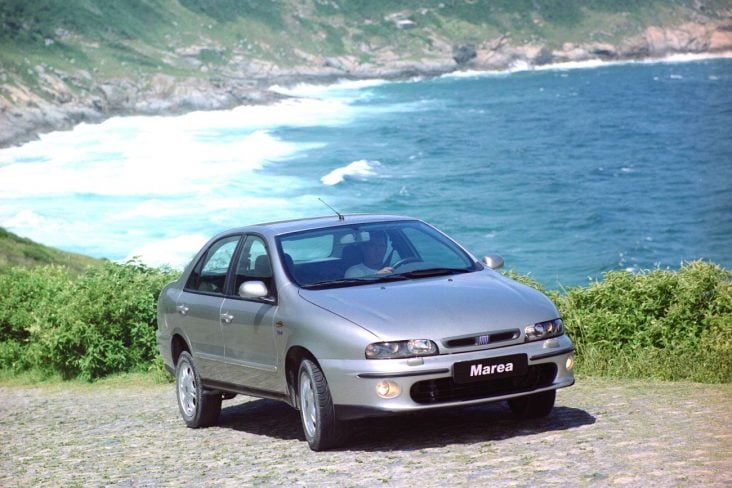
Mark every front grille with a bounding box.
[410,363,557,404]
[444,329,520,348]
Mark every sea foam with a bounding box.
[441,51,732,80]
[269,79,388,99]
[321,160,381,186]
[0,95,362,265]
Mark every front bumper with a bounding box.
[320,335,575,420]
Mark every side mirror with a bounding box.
[482,255,504,270]
[239,281,269,299]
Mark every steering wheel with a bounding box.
[391,257,421,270]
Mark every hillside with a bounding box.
[1,0,731,147]
[0,227,99,274]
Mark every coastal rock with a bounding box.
[98,81,137,111]
[589,43,618,59]
[552,43,591,63]
[709,20,732,50]
[643,24,708,54]
[2,16,732,149]
[453,44,477,65]
[471,43,544,70]
[618,21,732,58]
[324,56,360,73]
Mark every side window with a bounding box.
[233,236,274,297]
[281,233,335,262]
[185,235,240,294]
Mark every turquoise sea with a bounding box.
[1,56,730,287]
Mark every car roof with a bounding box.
[216,214,419,239]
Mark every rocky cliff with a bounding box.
[1,6,731,149]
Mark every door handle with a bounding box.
[176,304,189,315]
[220,312,234,324]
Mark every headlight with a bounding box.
[365,339,438,359]
[525,318,564,341]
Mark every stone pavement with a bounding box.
[1,378,730,487]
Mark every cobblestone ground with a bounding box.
[1,377,730,487]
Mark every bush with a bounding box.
[1,259,729,383]
[0,260,178,380]
[556,261,732,383]
[40,260,177,379]
[0,265,71,371]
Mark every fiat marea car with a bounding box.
[157,214,575,450]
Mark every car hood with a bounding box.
[298,271,559,341]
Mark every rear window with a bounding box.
[280,232,335,262]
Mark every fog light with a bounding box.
[375,380,401,399]
[566,353,575,371]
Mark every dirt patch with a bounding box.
[1,378,730,486]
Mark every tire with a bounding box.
[175,351,221,428]
[298,359,347,451]
[507,389,556,419]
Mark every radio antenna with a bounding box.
[318,198,345,221]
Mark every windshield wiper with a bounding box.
[398,267,471,279]
[302,274,409,290]
[302,278,370,289]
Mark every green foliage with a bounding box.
[0,260,178,381]
[1,258,729,383]
[554,261,732,383]
[2,0,728,107]
[0,265,70,343]
[179,0,285,28]
[0,0,167,45]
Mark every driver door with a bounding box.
[219,235,281,392]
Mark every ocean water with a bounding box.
[1,56,730,287]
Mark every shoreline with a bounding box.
[2,49,732,151]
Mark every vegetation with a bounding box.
[0,245,729,383]
[2,0,730,107]
[0,260,177,381]
[557,261,731,383]
[508,261,732,383]
[0,227,99,274]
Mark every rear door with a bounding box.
[175,234,241,380]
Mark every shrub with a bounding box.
[0,265,71,371]
[1,259,729,383]
[0,260,178,380]
[38,260,177,380]
[556,261,732,383]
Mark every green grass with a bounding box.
[0,368,170,388]
[0,227,99,274]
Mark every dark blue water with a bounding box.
[270,59,732,286]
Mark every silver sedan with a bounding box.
[157,214,575,450]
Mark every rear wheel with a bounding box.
[507,389,556,419]
[176,351,221,428]
[298,359,347,451]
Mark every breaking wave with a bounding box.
[321,160,381,186]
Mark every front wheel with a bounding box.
[175,351,221,428]
[298,359,347,451]
[507,389,556,419]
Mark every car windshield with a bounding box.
[277,220,478,289]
